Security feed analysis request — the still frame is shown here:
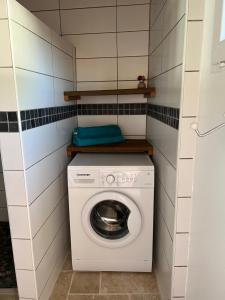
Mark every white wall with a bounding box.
[17,0,150,139]
[147,1,205,299]
[0,1,76,299]
[187,0,225,299]
[147,0,187,298]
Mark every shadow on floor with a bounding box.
[50,252,161,300]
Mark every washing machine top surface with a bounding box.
[68,153,154,169]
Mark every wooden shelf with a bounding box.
[67,139,153,157]
[64,88,156,101]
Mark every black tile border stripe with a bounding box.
[20,105,77,131]
[0,103,179,132]
[77,103,147,115]
[0,112,18,133]
[147,104,179,130]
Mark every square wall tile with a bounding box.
[51,31,74,56]
[66,33,117,58]
[118,31,149,57]
[11,22,53,75]
[118,94,147,103]
[149,65,182,108]
[16,68,54,110]
[177,159,194,197]
[118,81,140,89]
[77,81,117,91]
[174,233,189,266]
[118,0,149,4]
[9,0,52,42]
[80,95,117,104]
[21,123,59,169]
[118,115,146,136]
[8,206,31,239]
[172,267,187,297]
[182,71,200,117]
[176,197,192,233]
[152,148,176,205]
[0,0,7,19]
[60,0,116,9]
[25,148,64,204]
[77,58,117,81]
[4,171,27,205]
[29,173,66,236]
[117,4,149,31]
[185,21,203,71]
[0,133,24,171]
[16,270,37,299]
[0,20,12,67]
[162,17,185,72]
[12,239,33,270]
[34,10,61,35]
[157,182,175,238]
[118,56,148,80]
[61,7,116,34]
[188,0,205,20]
[78,115,117,127]
[32,198,66,268]
[179,117,196,158]
[54,78,74,106]
[17,0,59,11]
[52,46,74,81]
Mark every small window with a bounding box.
[212,0,225,68]
[220,0,225,41]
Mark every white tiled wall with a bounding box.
[17,0,150,138]
[147,0,187,299]
[0,1,76,299]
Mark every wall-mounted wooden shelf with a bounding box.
[64,88,156,101]
[67,139,153,157]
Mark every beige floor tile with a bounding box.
[63,251,73,271]
[68,295,129,300]
[70,272,100,294]
[0,295,19,300]
[100,273,159,294]
[50,271,73,300]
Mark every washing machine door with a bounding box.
[82,191,142,248]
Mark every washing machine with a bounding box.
[68,153,154,272]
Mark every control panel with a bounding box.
[101,170,154,188]
[68,169,154,188]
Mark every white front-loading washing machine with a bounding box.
[68,153,154,272]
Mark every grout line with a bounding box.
[99,271,102,294]
[15,66,74,83]
[67,272,74,299]
[76,55,149,60]
[68,292,160,295]
[62,29,149,36]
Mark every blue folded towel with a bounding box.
[72,125,124,146]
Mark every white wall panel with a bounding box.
[11,22,53,75]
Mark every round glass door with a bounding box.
[90,200,130,240]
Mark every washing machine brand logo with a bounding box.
[77,173,91,176]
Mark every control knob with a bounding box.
[106,174,115,184]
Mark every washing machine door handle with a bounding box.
[127,208,142,238]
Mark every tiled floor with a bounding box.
[50,252,160,300]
